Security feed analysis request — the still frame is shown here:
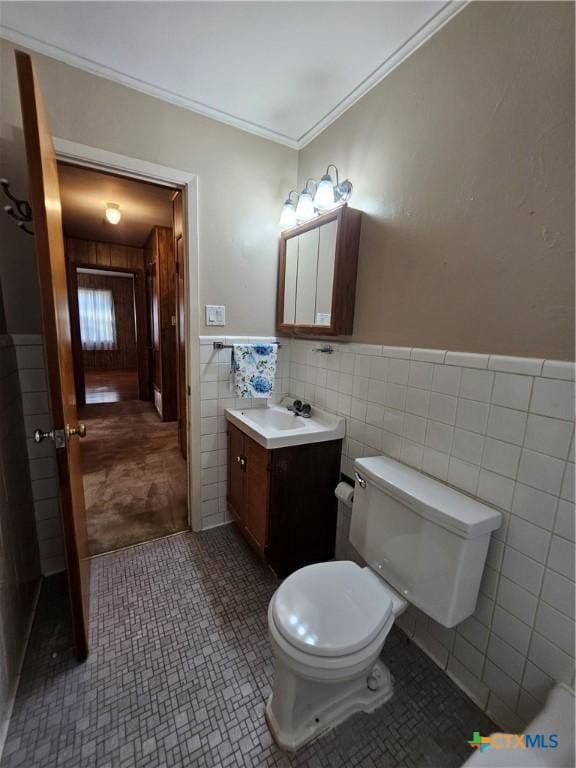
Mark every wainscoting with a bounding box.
[0,335,41,753]
[198,337,289,530]
[287,338,574,732]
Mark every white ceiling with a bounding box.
[58,163,174,247]
[0,1,466,148]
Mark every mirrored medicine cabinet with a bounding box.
[276,204,361,336]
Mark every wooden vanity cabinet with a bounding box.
[227,423,342,577]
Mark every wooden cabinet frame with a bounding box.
[276,204,362,336]
[227,423,342,577]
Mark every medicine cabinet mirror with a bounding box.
[276,205,361,336]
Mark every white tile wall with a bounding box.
[12,335,65,575]
[0,336,41,753]
[288,338,575,731]
[198,336,289,529]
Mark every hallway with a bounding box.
[80,400,188,554]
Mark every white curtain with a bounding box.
[78,288,117,351]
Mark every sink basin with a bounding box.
[225,404,346,449]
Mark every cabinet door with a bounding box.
[244,436,270,554]
[228,425,245,523]
[294,228,319,325]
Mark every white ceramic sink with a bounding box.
[225,403,345,449]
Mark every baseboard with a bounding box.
[201,519,233,531]
[0,577,42,760]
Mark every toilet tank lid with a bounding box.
[355,456,502,538]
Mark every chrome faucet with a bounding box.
[287,399,312,418]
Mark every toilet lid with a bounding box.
[271,561,393,657]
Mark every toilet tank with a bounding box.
[350,456,501,628]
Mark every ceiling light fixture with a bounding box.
[105,202,121,225]
[279,165,353,229]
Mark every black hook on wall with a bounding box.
[1,178,34,236]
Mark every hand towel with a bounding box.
[233,343,278,398]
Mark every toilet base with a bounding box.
[266,659,394,752]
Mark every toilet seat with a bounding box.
[271,561,393,658]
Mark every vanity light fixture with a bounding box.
[279,165,353,229]
[279,190,299,230]
[104,202,121,225]
[294,179,317,224]
[314,164,353,211]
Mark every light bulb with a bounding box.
[314,175,336,211]
[279,199,297,229]
[105,203,121,225]
[295,192,315,223]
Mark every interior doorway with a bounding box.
[75,267,140,404]
[58,162,190,555]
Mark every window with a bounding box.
[78,288,117,351]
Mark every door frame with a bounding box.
[68,262,149,405]
[54,138,202,533]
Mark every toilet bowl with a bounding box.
[266,455,502,752]
[265,560,407,751]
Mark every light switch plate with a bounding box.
[205,305,226,326]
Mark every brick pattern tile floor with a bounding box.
[1,526,495,767]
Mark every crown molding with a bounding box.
[296,1,469,148]
[0,1,468,151]
[0,25,300,149]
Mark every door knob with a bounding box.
[66,423,87,439]
[34,428,53,444]
[33,427,66,448]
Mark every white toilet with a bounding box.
[266,455,502,751]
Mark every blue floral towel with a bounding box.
[233,343,278,398]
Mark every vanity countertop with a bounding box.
[225,403,345,449]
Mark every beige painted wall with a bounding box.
[0,38,297,336]
[298,1,575,360]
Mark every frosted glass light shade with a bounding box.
[314,176,336,211]
[105,203,121,224]
[279,200,297,229]
[295,192,315,223]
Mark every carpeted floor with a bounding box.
[80,400,189,555]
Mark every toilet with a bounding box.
[266,454,502,751]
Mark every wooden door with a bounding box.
[157,226,177,421]
[145,231,161,410]
[227,425,245,523]
[244,436,269,554]
[16,51,90,659]
[133,270,150,401]
[172,191,187,458]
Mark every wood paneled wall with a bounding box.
[66,238,144,271]
[77,272,136,371]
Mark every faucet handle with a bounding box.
[292,399,302,411]
[300,403,311,416]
